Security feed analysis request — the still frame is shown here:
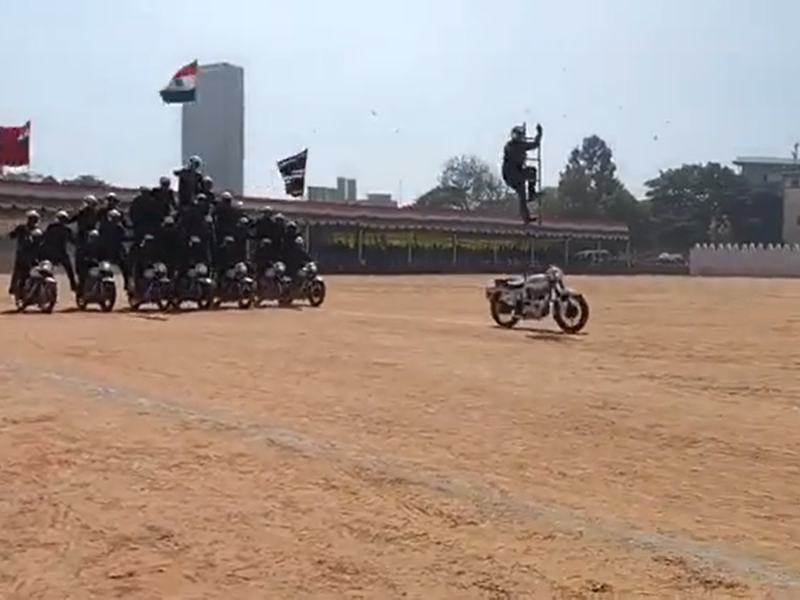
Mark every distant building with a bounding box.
[782,172,800,243]
[345,178,357,201]
[733,156,800,192]
[307,176,354,202]
[181,62,245,195]
[307,185,343,202]
[361,192,396,207]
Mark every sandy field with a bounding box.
[1,274,799,598]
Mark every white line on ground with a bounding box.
[0,358,795,589]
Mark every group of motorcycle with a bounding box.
[12,257,326,314]
[126,257,326,312]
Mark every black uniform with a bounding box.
[252,212,280,245]
[502,124,543,224]
[152,185,176,220]
[174,167,203,207]
[97,196,122,223]
[42,220,77,290]
[9,223,43,296]
[216,235,248,277]
[155,220,184,278]
[129,234,159,283]
[183,236,211,273]
[178,198,212,242]
[129,188,161,241]
[213,198,244,241]
[68,204,100,245]
[252,238,280,275]
[285,237,311,273]
[75,231,105,294]
[97,214,130,288]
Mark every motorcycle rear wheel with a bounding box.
[489,292,520,328]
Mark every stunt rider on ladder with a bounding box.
[502,123,543,225]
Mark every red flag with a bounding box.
[0,121,31,167]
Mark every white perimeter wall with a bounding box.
[689,243,800,277]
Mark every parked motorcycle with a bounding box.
[76,260,116,312]
[14,260,58,313]
[214,261,254,309]
[485,265,589,334]
[171,262,215,310]
[128,262,171,311]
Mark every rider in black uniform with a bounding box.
[502,123,543,225]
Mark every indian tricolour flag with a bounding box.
[160,61,198,104]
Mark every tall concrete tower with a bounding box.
[181,62,245,195]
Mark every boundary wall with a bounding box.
[690,243,800,277]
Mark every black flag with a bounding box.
[276,148,308,198]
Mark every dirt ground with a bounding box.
[1,274,799,598]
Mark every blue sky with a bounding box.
[2,0,797,202]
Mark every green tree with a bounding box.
[414,185,467,211]
[558,135,631,220]
[538,186,566,218]
[644,162,752,250]
[557,134,644,247]
[415,155,506,211]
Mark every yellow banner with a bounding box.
[412,231,452,247]
[330,231,357,247]
[362,231,411,247]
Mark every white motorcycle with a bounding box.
[15,260,58,313]
[484,265,589,334]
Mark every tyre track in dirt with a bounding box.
[1,356,797,592]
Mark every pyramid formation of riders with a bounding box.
[7,156,326,312]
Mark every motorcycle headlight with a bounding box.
[306,262,318,274]
[154,262,167,274]
[39,260,53,272]
[274,261,286,274]
[196,263,208,276]
[99,261,112,272]
[546,265,564,283]
[235,262,248,275]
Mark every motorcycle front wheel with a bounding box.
[553,294,589,334]
[237,283,254,309]
[99,282,116,312]
[198,291,214,310]
[306,280,326,307]
[154,282,171,312]
[38,283,57,313]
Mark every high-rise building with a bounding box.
[345,178,357,201]
[181,62,245,195]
